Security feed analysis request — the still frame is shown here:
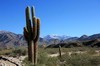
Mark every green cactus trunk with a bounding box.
[30,41,34,63]
[23,6,40,64]
[34,42,38,64]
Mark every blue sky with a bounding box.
[0,0,100,37]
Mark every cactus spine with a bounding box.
[23,6,40,64]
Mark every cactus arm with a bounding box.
[23,27,29,41]
[26,6,32,39]
[34,18,40,64]
[31,6,35,18]
[33,18,40,64]
[32,17,37,39]
[31,6,37,39]
[34,18,40,42]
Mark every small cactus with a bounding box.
[59,44,62,58]
[23,6,40,64]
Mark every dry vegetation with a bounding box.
[23,47,100,66]
[0,47,100,66]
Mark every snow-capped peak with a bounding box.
[44,34,71,40]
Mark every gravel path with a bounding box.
[48,50,100,57]
[0,60,16,66]
[0,56,27,66]
[48,53,65,57]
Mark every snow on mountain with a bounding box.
[44,34,71,40]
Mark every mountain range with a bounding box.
[46,39,100,48]
[44,34,71,40]
[0,31,100,48]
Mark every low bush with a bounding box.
[12,48,27,56]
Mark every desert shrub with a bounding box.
[67,54,91,66]
[59,53,69,61]
[0,49,13,55]
[38,51,48,64]
[12,48,27,56]
[89,56,100,66]
[23,57,34,66]
[63,53,100,66]
[0,47,27,56]
[86,49,96,55]
[44,48,58,54]
[45,57,59,66]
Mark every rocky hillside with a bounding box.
[0,31,100,48]
[46,39,100,48]
[0,31,27,48]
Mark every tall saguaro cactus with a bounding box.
[23,6,40,64]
